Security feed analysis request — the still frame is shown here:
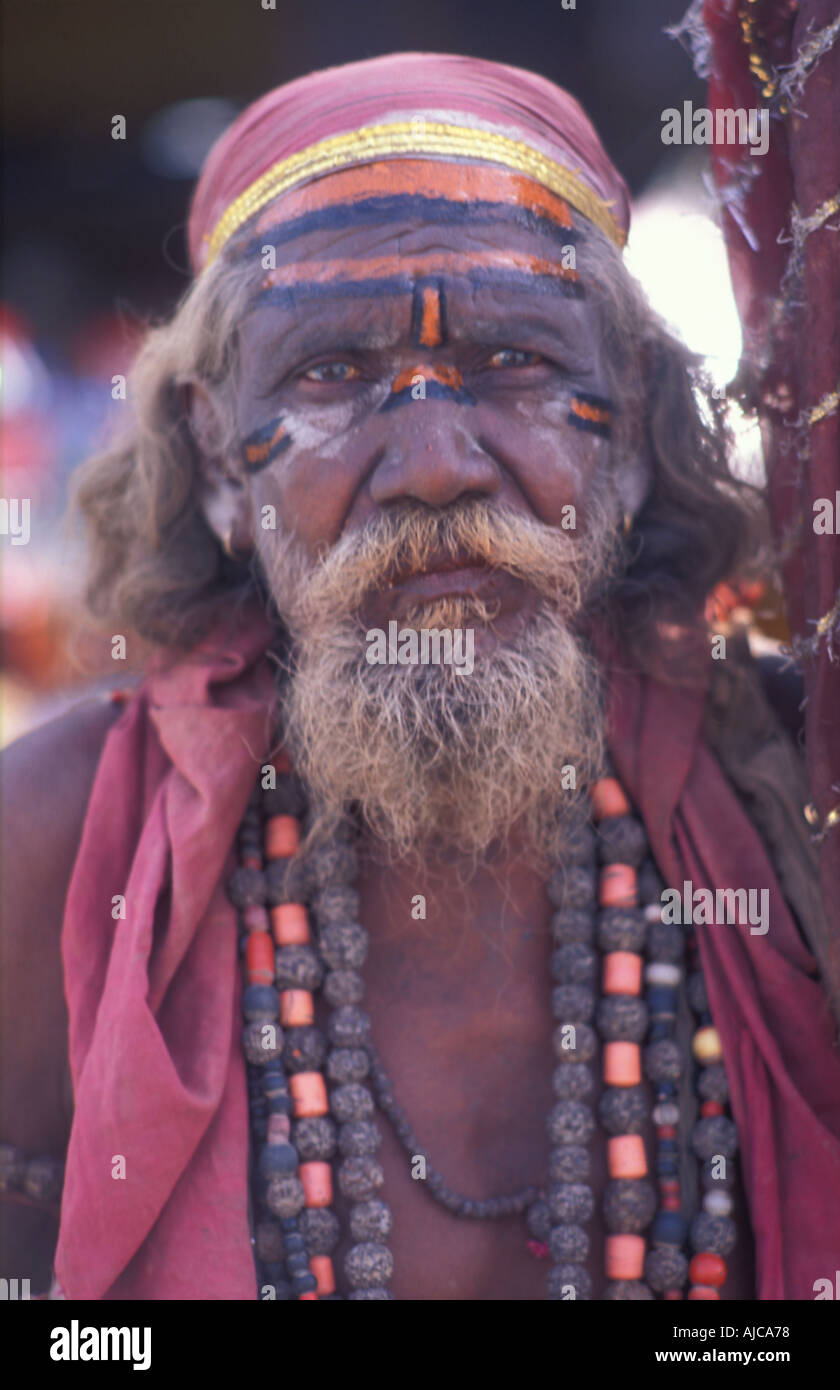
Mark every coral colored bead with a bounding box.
[265,815,300,858]
[299,1291,318,1301]
[657,1125,677,1140]
[290,1072,328,1118]
[242,854,262,871]
[701,1101,725,1117]
[605,1234,645,1280]
[659,1178,679,1194]
[603,951,643,995]
[243,904,270,933]
[607,1134,647,1179]
[271,903,310,945]
[599,864,637,909]
[300,1161,333,1208]
[245,931,275,985]
[688,1286,720,1300]
[591,777,631,821]
[310,1256,335,1295]
[689,1253,727,1288]
[280,990,314,1026]
[661,1196,681,1212]
[663,1290,684,1300]
[692,1025,722,1064]
[604,1041,641,1087]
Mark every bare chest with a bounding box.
[322,851,755,1301]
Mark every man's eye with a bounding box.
[301,361,360,383]
[487,348,545,369]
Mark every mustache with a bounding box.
[267,497,621,633]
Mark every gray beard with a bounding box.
[276,601,605,873]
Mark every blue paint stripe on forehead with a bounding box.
[459,268,584,299]
[243,195,584,258]
[256,277,413,308]
[255,268,583,311]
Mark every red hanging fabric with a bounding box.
[701,0,840,929]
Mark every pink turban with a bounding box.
[187,52,631,272]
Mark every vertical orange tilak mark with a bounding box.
[418,286,444,347]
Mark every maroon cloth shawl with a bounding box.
[703,0,840,953]
[54,610,840,1299]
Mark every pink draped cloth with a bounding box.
[55,612,277,1300]
[187,52,631,271]
[54,610,840,1299]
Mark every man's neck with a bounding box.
[355,821,553,962]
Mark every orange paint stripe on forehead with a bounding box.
[251,159,575,235]
[260,249,578,287]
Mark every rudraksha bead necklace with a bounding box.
[228,756,739,1300]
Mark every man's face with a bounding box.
[230,190,623,652]
[197,176,639,862]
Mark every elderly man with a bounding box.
[2,53,839,1303]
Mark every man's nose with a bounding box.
[368,401,500,510]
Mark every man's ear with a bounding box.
[613,455,650,518]
[610,352,653,520]
[185,382,254,555]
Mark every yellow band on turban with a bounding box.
[203,120,627,267]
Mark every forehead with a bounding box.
[236,159,600,348]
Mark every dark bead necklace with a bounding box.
[365,1038,541,1218]
[229,754,739,1300]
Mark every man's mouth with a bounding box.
[383,557,495,603]
[357,550,537,633]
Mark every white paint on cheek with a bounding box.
[280,412,347,456]
[535,399,650,516]
[279,382,392,456]
[511,396,595,490]
[532,429,589,492]
[529,396,572,427]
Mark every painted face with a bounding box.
[222,160,624,637]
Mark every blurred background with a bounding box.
[1,0,772,746]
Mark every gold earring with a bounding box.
[221,526,235,558]
[623,512,633,536]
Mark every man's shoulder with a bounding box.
[1,692,130,975]
[0,695,129,1288]
[2,692,128,830]
[1,693,129,1146]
